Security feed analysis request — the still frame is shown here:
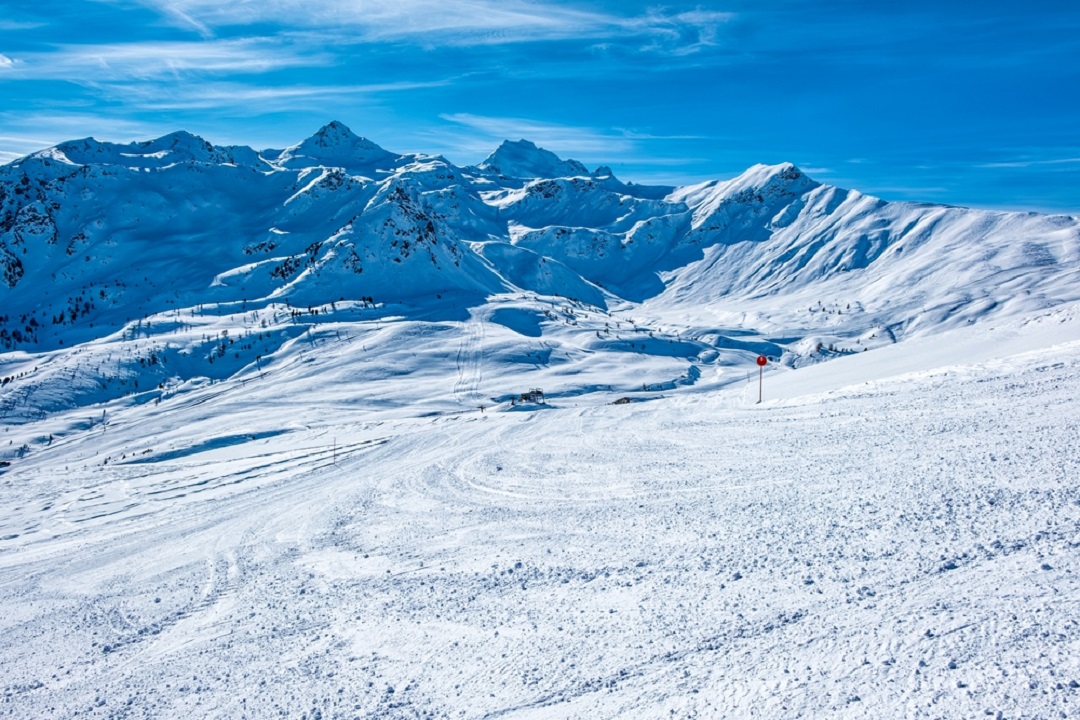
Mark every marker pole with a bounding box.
[755,355,768,404]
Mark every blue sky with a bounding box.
[1,0,1078,212]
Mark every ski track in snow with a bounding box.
[454,317,485,408]
[2,339,1079,719]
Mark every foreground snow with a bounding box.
[2,314,1079,719]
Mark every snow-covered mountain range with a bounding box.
[3,122,1080,718]
[4,120,1077,346]
[1,122,643,334]
[0,120,1075,416]
[2,121,1078,414]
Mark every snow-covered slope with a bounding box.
[654,164,1080,348]
[1,302,1079,719]
[3,123,1080,719]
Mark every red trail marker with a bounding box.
[756,355,767,403]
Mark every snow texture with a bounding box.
[2,122,1080,719]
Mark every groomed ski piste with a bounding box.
[2,300,1080,719]
[2,124,1080,718]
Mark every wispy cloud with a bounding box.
[628,9,734,55]
[0,114,168,160]
[111,79,455,112]
[5,38,328,81]
[614,128,716,141]
[120,0,734,52]
[866,185,950,196]
[978,157,1080,169]
[0,131,54,164]
[0,20,45,31]
[435,113,636,160]
[151,3,213,37]
[0,54,16,69]
[425,113,707,176]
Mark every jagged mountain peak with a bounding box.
[689,162,815,195]
[275,121,398,172]
[1,124,1078,370]
[738,161,808,184]
[669,161,821,219]
[480,139,591,179]
[304,121,366,148]
[723,161,819,202]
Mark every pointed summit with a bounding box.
[719,162,821,204]
[480,139,590,179]
[732,162,814,189]
[276,121,398,171]
[304,121,364,149]
[672,162,820,213]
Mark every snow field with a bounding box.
[3,123,1080,718]
[2,327,1079,718]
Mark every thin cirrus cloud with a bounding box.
[5,39,329,82]
[122,0,734,50]
[0,132,54,163]
[0,20,45,31]
[429,113,706,172]
[978,157,1080,169]
[114,80,457,113]
[439,114,716,156]
[0,113,164,160]
[436,113,636,158]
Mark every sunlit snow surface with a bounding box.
[2,125,1080,717]
[2,305,1079,719]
